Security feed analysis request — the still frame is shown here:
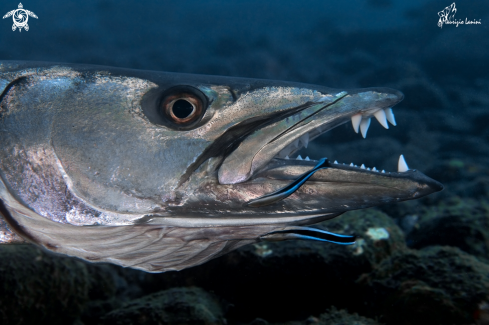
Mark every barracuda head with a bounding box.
[0,61,443,272]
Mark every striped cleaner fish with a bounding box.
[0,61,442,272]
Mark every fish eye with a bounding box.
[160,89,206,126]
[141,85,209,130]
[171,99,194,119]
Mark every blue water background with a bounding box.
[1,0,489,323]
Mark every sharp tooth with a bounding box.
[297,155,303,160]
[305,156,310,161]
[372,167,377,171]
[285,155,289,159]
[373,109,389,129]
[382,170,385,173]
[334,160,338,164]
[360,118,371,138]
[385,108,397,126]
[367,167,371,170]
[398,154,409,172]
[350,163,354,166]
[293,139,300,148]
[351,114,362,133]
[361,164,366,169]
[300,133,309,148]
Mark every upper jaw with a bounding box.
[218,87,404,185]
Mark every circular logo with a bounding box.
[13,9,28,27]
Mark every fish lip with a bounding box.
[253,157,444,196]
[328,164,445,195]
[325,162,443,192]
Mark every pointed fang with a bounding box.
[398,154,409,172]
[385,108,397,126]
[374,109,389,129]
[360,118,371,138]
[351,114,362,133]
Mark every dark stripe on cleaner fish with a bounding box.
[248,158,330,207]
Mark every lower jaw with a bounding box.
[262,155,408,176]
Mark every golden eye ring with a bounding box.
[162,93,203,125]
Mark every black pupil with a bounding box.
[172,99,194,119]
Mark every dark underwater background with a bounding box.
[1,0,489,324]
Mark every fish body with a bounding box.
[0,61,442,272]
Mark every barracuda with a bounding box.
[0,61,443,272]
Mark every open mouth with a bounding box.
[245,103,418,207]
[270,107,405,173]
[218,88,410,185]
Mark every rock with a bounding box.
[329,209,407,266]
[275,307,382,325]
[0,244,118,325]
[476,302,489,325]
[137,208,406,323]
[407,197,489,262]
[249,318,270,325]
[424,159,489,199]
[100,287,225,325]
[312,308,383,325]
[358,246,489,325]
